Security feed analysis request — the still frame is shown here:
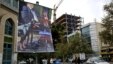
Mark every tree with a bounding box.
[99,1,113,61]
[51,23,65,49]
[55,43,70,64]
[99,1,113,45]
[51,23,69,64]
[51,23,93,63]
[69,32,93,54]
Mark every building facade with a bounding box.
[81,22,103,54]
[54,14,82,35]
[52,14,82,50]
[81,22,113,61]
[0,0,18,64]
[101,41,113,61]
[100,30,113,61]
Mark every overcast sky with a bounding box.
[24,0,111,24]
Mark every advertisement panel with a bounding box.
[17,1,54,52]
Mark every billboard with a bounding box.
[17,1,54,52]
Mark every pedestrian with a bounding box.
[77,57,80,64]
[26,59,30,64]
[54,58,61,64]
[68,58,73,64]
[75,57,77,64]
[42,58,48,64]
[50,58,54,64]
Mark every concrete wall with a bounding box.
[89,22,103,54]
[81,22,103,54]
[0,6,18,64]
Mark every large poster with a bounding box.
[17,1,54,52]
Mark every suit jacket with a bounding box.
[21,6,34,24]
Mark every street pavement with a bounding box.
[60,62,113,64]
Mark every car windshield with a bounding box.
[88,57,106,63]
[94,59,105,62]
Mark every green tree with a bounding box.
[51,23,65,49]
[55,43,70,64]
[99,1,113,45]
[51,23,69,64]
[99,1,113,61]
[52,23,93,63]
[69,32,93,54]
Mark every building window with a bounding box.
[3,0,11,5]
[5,19,13,35]
[81,26,91,43]
[13,0,18,8]
[3,0,19,10]
[3,43,12,64]
[3,18,14,64]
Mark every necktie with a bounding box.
[31,10,39,22]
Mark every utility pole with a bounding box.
[53,0,64,22]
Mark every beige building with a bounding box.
[81,22,103,55]
[81,22,113,61]
[0,0,18,64]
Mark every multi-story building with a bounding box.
[81,22,103,55]
[53,14,82,36]
[101,40,113,61]
[81,22,113,61]
[101,30,113,61]
[52,14,82,50]
[0,0,19,64]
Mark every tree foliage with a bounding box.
[55,43,70,58]
[52,23,93,58]
[99,1,113,45]
[69,32,93,54]
[51,23,65,49]
[51,23,69,64]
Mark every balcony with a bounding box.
[0,0,19,12]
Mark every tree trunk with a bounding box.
[63,55,65,64]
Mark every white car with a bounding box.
[19,60,26,64]
[85,57,110,64]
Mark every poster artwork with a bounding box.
[17,1,54,52]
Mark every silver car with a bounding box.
[85,57,110,64]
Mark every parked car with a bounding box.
[19,60,26,64]
[85,57,110,64]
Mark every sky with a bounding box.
[24,0,111,24]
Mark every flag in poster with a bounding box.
[17,1,54,52]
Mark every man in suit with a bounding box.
[18,2,39,50]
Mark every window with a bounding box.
[13,0,18,8]
[3,18,14,64]
[3,0,11,5]
[3,43,12,64]
[5,19,13,35]
[81,26,91,43]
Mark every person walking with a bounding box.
[42,58,48,64]
[77,57,80,64]
[75,57,77,64]
[50,58,54,64]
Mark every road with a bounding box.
[60,62,113,64]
